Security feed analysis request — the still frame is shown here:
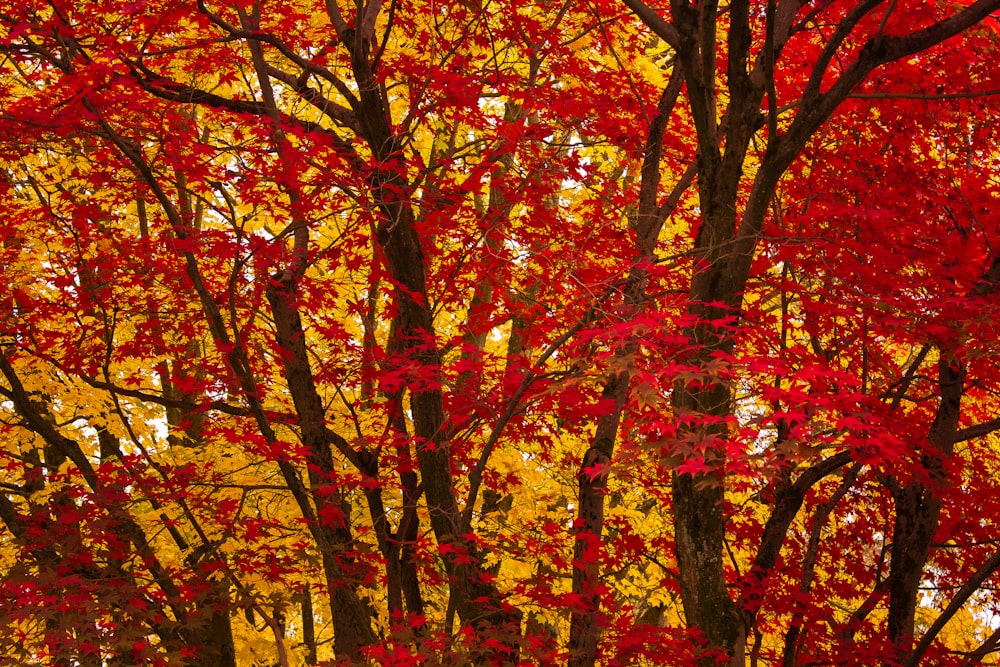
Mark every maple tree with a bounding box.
[3,0,1000,665]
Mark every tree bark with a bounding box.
[567,68,686,666]
[886,352,963,659]
[266,276,378,661]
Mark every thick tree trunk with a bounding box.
[887,357,964,660]
[672,337,745,666]
[187,597,237,667]
[669,145,754,665]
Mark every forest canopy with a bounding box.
[3,0,1000,665]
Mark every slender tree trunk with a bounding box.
[566,69,686,665]
[266,277,378,661]
[300,588,318,665]
[568,387,628,666]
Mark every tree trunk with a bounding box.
[266,276,378,661]
[672,338,745,666]
[887,357,964,660]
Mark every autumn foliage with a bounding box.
[3,0,1000,665]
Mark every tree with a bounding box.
[1,0,1000,665]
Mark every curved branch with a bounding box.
[908,548,1000,667]
[743,449,853,620]
[619,0,682,49]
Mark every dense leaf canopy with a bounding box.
[3,0,1000,665]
